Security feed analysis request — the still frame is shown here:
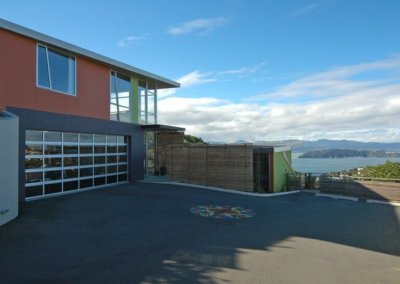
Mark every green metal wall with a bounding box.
[131,77,139,123]
[273,150,293,192]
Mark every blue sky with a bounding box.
[1,0,400,142]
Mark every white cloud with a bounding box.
[117,35,145,47]
[158,63,265,98]
[288,0,337,18]
[178,70,216,87]
[218,62,265,76]
[256,56,400,99]
[158,57,400,143]
[158,70,216,98]
[167,17,229,36]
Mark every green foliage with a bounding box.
[184,134,205,144]
[362,161,400,179]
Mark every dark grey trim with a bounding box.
[253,146,274,154]
[7,107,145,202]
[0,18,179,89]
[142,124,185,132]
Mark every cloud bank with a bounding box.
[158,56,400,143]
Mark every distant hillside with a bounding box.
[289,139,400,153]
[299,149,400,158]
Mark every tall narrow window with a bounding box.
[139,81,157,125]
[37,44,76,95]
[110,71,131,122]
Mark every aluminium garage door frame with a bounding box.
[7,107,146,202]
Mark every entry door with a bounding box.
[253,153,270,193]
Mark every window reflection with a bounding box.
[80,146,93,154]
[45,183,62,194]
[64,132,78,142]
[26,185,43,197]
[107,146,117,153]
[25,129,129,199]
[94,167,106,175]
[45,158,62,168]
[94,134,106,143]
[26,145,43,155]
[26,172,43,183]
[80,157,93,165]
[94,177,106,186]
[45,145,62,155]
[26,130,43,142]
[44,131,62,142]
[80,168,93,177]
[110,71,131,123]
[80,133,93,143]
[64,181,78,191]
[94,156,106,164]
[80,179,93,188]
[64,157,78,167]
[64,169,78,179]
[94,146,106,154]
[37,45,75,95]
[26,158,43,169]
[64,145,78,154]
[107,156,118,163]
[45,170,62,181]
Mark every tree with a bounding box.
[184,134,205,144]
[362,161,400,179]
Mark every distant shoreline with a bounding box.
[292,156,400,173]
[298,149,400,159]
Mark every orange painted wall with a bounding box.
[0,29,110,119]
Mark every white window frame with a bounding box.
[36,43,77,96]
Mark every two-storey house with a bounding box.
[0,18,183,203]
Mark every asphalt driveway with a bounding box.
[1,183,399,283]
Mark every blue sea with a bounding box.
[292,153,400,173]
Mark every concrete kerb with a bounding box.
[300,189,400,207]
[140,180,300,197]
[366,199,400,207]
[140,180,400,206]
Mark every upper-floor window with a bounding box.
[110,71,131,122]
[139,81,157,125]
[37,44,76,96]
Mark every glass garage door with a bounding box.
[25,130,128,199]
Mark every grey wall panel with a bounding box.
[7,107,145,202]
[0,111,19,226]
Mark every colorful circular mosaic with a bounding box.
[190,205,256,220]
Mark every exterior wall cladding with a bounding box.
[0,26,155,201]
[8,107,145,202]
[0,29,109,119]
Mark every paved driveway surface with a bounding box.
[1,183,399,283]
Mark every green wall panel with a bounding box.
[131,77,139,123]
[273,150,293,192]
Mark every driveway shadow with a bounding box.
[0,183,399,283]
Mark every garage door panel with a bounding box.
[25,130,129,200]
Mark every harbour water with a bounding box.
[292,153,400,173]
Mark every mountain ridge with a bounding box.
[299,149,400,158]
[292,139,400,153]
[250,139,400,152]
